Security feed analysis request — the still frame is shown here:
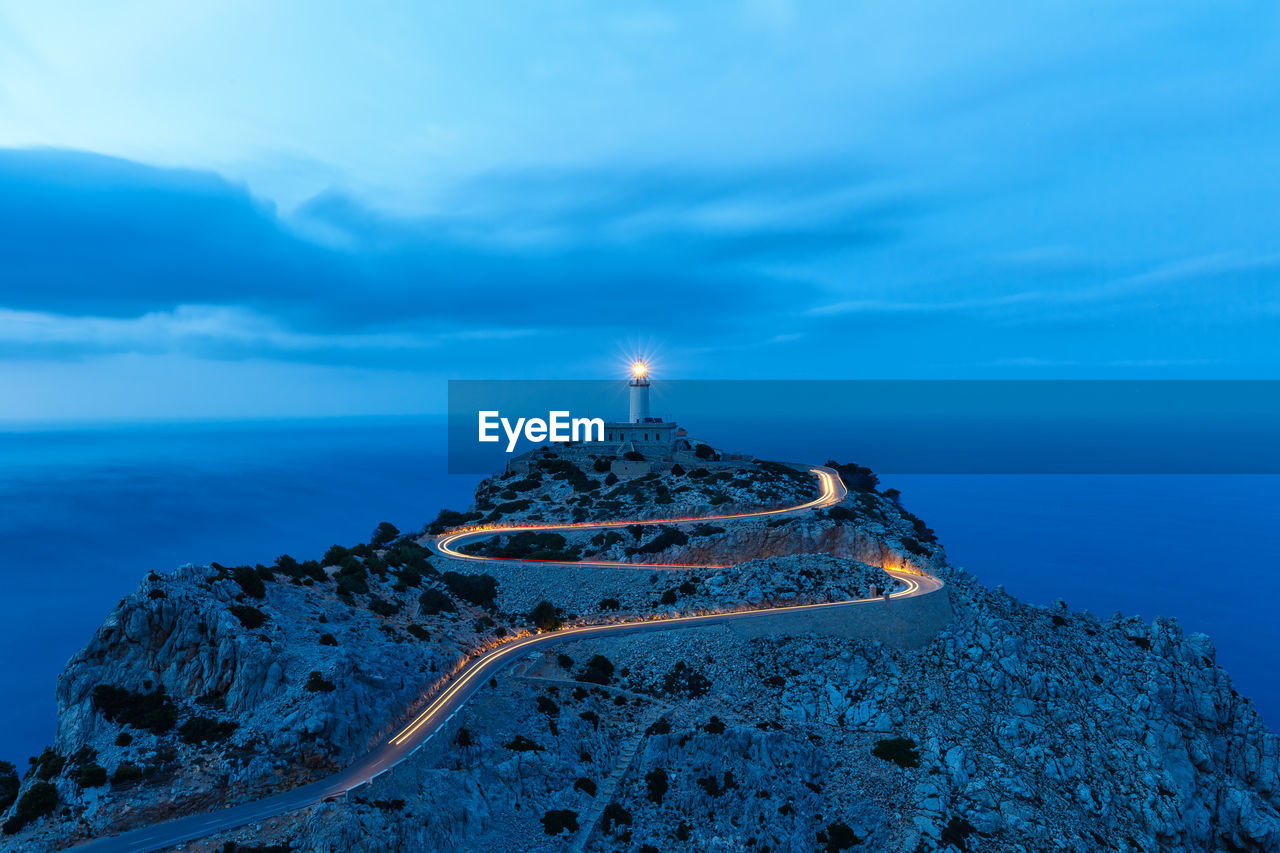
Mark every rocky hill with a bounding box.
[2,452,1277,852]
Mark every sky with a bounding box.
[1,1,1278,422]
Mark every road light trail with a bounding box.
[69,464,943,853]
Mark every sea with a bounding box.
[1,417,1276,768]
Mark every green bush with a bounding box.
[694,443,714,459]
[872,737,920,768]
[368,596,401,617]
[826,460,879,493]
[822,821,860,852]
[573,777,596,796]
[541,809,578,835]
[0,761,18,813]
[179,716,238,745]
[504,735,544,752]
[230,565,266,599]
[370,521,400,546]
[406,624,430,640]
[529,600,561,631]
[628,527,688,556]
[92,685,177,733]
[323,544,350,565]
[646,768,668,803]
[304,671,336,693]
[661,661,711,698]
[428,508,485,534]
[319,632,338,646]
[32,749,64,781]
[229,604,268,630]
[78,763,107,788]
[1,781,57,834]
[418,588,455,615]
[592,457,613,473]
[623,450,645,461]
[442,572,499,609]
[110,763,144,784]
[575,654,614,685]
[600,802,632,834]
[598,597,620,611]
[113,732,132,747]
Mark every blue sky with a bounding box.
[1,1,1278,421]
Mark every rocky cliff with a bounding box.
[2,453,1277,852]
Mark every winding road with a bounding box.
[71,464,942,853]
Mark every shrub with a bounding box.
[178,716,238,745]
[418,588,456,615]
[368,596,401,617]
[592,457,613,473]
[370,521,400,546]
[541,809,579,835]
[32,749,64,781]
[599,597,620,611]
[92,685,177,733]
[113,732,132,747]
[628,527,689,556]
[704,716,726,734]
[826,460,879,493]
[659,589,678,605]
[670,463,685,475]
[428,508,484,535]
[822,821,860,852]
[693,443,714,459]
[646,767,668,803]
[78,763,107,788]
[0,761,17,813]
[941,816,976,850]
[579,710,600,728]
[872,737,920,768]
[504,735,544,752]
[556,653,574,670]
[323,544,349,565]
[231,565,266,599]
[573,777,596,796]
[1,781,57,835]
[576,654,614,685]
[111,763,144,784]
[536,696,559,716]
[229,605,268,630]
[406,624,430,641]
[600,803,632,834]
[442,571,499,609]
[530,600,562,631]
[661,661,711,698]
[319,632,338,646]
[604,472,618,486]
[454,728,472,747]
[622,450,644,461]
[304,671,336,693]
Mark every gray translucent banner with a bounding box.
[447,380,1280,475]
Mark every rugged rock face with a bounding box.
[3,452,1278,852]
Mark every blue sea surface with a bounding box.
[0,420,1276,768]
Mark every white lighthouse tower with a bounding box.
[628,360,651,423]
[602,359,681,452]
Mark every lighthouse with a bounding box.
[601,360,681,451]
[629,361,651,423]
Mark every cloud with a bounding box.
[0,148,914,362]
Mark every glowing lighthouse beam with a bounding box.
[632,360,648,379]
